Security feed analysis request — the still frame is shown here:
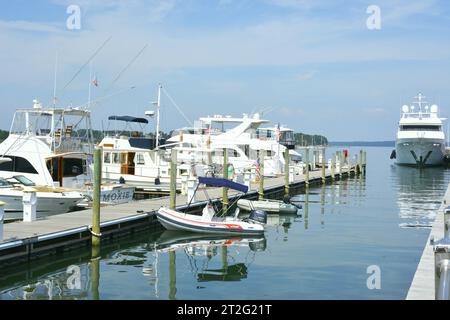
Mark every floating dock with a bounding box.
[407,183,450,299]
[0,165,359,267]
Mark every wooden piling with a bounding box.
[222,148,229,213]
[331,156,335,181]
[284,149,290,195]
[363,150,367,175]
[169,150,177,210]
[359,149,363,175]
[321,147,326,184]
[91,245,100,300]
[305,147,310,187]
[92,147,102,248]
[258,150,265,200]
[347,151,351,177]
[169,251,177,300]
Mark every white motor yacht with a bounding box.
[394,93,446,166]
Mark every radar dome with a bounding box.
[402,105,409,113]
[430,104,438,113]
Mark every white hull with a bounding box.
[1,192,84,220]
[395,138,445,166]
[157,208,264,235]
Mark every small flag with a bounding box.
[92,76,98,87]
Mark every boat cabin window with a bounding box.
[267,150,273,157]
[0,156,38,174]
[120,153,127,164]
[103,152,111,164]
[112,152,120,164]
[63,158,84,177]
[136,153,145,165]
[227,149,240,158]
[400,125,441,131]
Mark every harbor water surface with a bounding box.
[1,146,449,300]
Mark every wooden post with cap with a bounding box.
[92,146,102,248]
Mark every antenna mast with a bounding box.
[53,52,58,107]
[156,84,162,148]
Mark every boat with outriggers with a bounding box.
[0,100,134,217]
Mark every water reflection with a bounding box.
[393,165,447,228]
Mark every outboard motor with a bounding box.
[248,209,267,225]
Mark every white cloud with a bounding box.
[295,70,317,81]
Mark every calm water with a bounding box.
[1,147,450,300]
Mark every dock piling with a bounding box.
[92,146,102,248]
[305,147,310,187]
[321,148,326,184]
[284,149,290,195]
[222,148,229,213]
[91,245,100,300]
[258,150,265,200]
[331,156,335,181]
[169,149,177,210]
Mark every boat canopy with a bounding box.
[198,177,248,193]
[108,115,148,124]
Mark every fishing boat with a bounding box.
[237,198,300,214]
[156,177,266,235]
[0,176,85,220]
[0,101,134,211]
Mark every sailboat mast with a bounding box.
[156,84,162,148]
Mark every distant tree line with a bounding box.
[294,133,328,146]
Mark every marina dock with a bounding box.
[407,182,450,299]
[0,165,359,266]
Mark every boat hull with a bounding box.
[156,208,264,235]
[237,199,298,214]
[1,192,84,220]
[395,138,445,166]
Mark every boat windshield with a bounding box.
[12,175,36,186]
[0,178,12,188]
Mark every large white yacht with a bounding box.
[0,100,134,210]
[165,113,303,176]
[395,93,446,166]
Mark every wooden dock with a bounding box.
[406,182,450,300]
[0,166,358,266]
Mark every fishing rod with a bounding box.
[58,36,112,99]
[104,44,148,92]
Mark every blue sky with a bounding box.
[0,0,450,140]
